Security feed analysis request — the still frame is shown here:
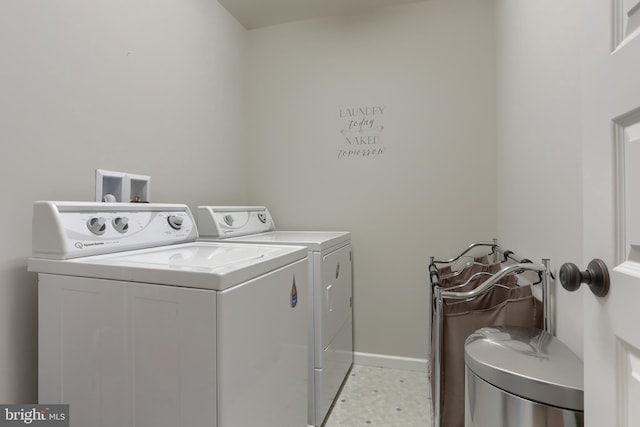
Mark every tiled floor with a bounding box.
[324,365,433,427]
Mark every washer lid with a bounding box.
[464,326,584,411]
[213,230,351,252]
[28,242,307,291]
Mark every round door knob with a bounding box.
[559,258,610,297]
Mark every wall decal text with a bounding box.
[338,105,387,159]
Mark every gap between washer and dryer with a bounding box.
[323,365,432,427]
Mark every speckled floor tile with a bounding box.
[323,364,432,427]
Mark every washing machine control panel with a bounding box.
[197,206,274,238]
[32,201,198,259]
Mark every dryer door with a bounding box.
[321,244,353,352]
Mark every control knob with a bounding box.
[223,214,234,226]
[87,217,107,235]
[257,213,268,224]
[112,217,129,233]
[167,215,183,230]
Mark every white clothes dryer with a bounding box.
[28,201,309,427]
[197,206,353,427]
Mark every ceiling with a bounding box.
[217,0,429,30]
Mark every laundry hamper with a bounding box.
[431,283,542,427]
[429,242,553,427]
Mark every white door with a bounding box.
[582,0,640,425]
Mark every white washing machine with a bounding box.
[197,206,353,427]
[28,201,309,427]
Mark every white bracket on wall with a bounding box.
[95,169,151,202]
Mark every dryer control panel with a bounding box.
[197,206,275,239]
[31,201,198,259]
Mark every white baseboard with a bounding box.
[353,352,429,373]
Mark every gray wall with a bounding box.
[0,0,247,402]
[245,0,498,360]
[495,0,583,356]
